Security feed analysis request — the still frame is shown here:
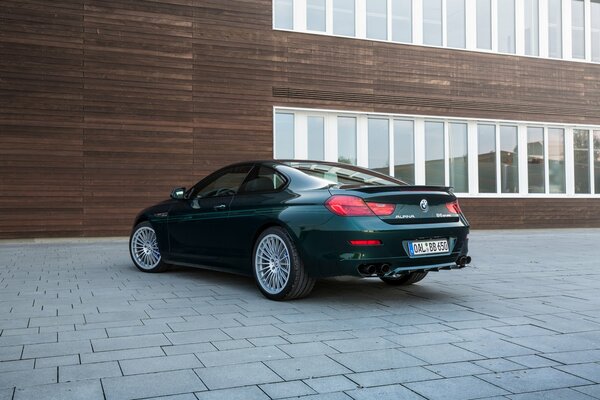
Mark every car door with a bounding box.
[167,164,253,268]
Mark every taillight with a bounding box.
[325,196,396,217]
[325,195,373,216]
[446,200,462,214]
[349,240,382,246]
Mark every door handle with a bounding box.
[213,204,227,211]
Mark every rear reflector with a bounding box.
[349,240,382,246]
[446,200,462,214]
[325,195,374,216]
[366,202,395,216]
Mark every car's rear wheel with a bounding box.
[129,222,168,273]
[380,271,428,286]
[253,227,315,300]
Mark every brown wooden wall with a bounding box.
[1,0,599,238]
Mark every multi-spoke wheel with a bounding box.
[379,271,428,286]
[129,222,168,273]
[252,227,315,300]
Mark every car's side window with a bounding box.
[192,165,253,199]
[240,166,287,194]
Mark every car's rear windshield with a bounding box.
[283,161,405,187]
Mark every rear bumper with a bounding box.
[293,215,470,278]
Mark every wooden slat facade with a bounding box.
[1,0,599,238]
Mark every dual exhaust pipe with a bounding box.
[456,255,471,267]
[359,263,391,276]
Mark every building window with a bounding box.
[368,118,390,174]
[446,0,466,48]
[478,124,496,193]
[392,0,412,43]
[275,112,294,159]
[548,0,563,58]
[592,0,600,62]
[333,0,356,37]
[572,0,586,59]
[500,125,519,193]
[574,129,591,193]
[273,0,294,30]
[338,116,357,164]
[394,120,415,184]
[498,0,516,53]
[307,116,325,160]
[548,128,566,193]
[476,0,492,50]
[527,127,545,193]
[425,121,445,186]
[367,0,388,40]
[595,131,600,193]
[423,0,443,46]
[524,0,539,56]
[449,122,468,192]
[307,0,326,32]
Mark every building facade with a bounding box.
[1,0,599,238]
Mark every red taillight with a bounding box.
[325,195,373,216]
[325,195,396,217]
[349,240,382,246]
[446,200,462,214]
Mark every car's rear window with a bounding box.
[284,162,405,187]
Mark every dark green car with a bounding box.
[129,160,471,300]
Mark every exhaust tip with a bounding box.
[465,256,472,264]
[456,256,466,267]
[380,264,390,274]
[366,264,376,275]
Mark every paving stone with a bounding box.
[92,333,170,352]
[405,376,510,400]
[0,389,13,400]
[60,361,122,382]
[424,361,490,378]
[555,363,600,383]
[346,366,439,387]
[260,380,316,398]
[478,367,592,393]
[13,380,104,400]
[266,355,351,380]
[22,340,91,359]
[278,342,338,357]
[211,339,252,350]
[194,362,282,389]
[324,337,396,353]
[0,332,57,347]
[474,358,527,372]
[162,342,217,356]
[401,343,483,364]
[194,386,269,400]
[248,336,289,347]
[165,329,230,345]
[0,367,57,389]
[283,393,352,400]
[574,385,600,398]
[488,325,559,338]
[142,395,198,400]
[304,375,358,393]
[346,384,426,400]
[58,328,107,342]
[542,350,600,364]
[507,355,560,369]
[0,359,34,373]
[222,325,286,339]
[102,369,207,400]
[81,347,166,364]
[35,354,80,369]
[0,346,22,362]
[455,339,537,358]
[507,388,598,400]
[197,345,288,367]
[119,354,202,375]
[106,324,172,338]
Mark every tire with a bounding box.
[252,226,315,300]
[380,271,428,286]
[129,221,169,273]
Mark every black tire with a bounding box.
[380,271,428,286]
[252,226,315,300]
[129,221,169,273]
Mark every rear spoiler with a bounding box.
[336,185,454,193]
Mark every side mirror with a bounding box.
[170,187,186,200]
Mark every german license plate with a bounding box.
[409,239,449,256]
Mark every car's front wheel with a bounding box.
[379,271,428,286]
[252,227,315,300]
[129,221,168,273]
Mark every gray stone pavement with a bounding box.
[0,229,599,400]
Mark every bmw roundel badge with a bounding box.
[419,199,429,212]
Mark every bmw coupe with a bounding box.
[129,160,471,300]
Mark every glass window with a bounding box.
[367,0,388,40]
[498,0,516,53]
[392,0,412,43]
[286,161,403,186]
[449,123,468,192]
[333,0,356,36]
[548,0,563,58]
[572,0,586,59]
[592,0,600,62]
[477,0,492,49]
[500,126,519,193]
[274,0,294,29]
[241,166,287,193]
[425,121,445,185]
[368,118,390,174]
[194,165,253,198]
[447,0,466,48]
[478,124,496,193]
[307,0,326,32]
[423,0,443,46]
[574,129,591,193]
[595,131,600,193]
[394,120,415,184]
[275,113,294,159]
[307,116,325,160]
[527,127,545,193]
[524,0,539,56]
[548,128,566,193]
[338,116,357,165]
